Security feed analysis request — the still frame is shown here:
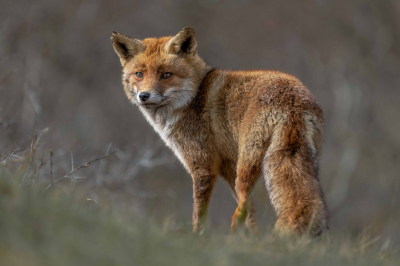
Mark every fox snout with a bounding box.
[132,85,197,110]
[131,87,171,108]
[134,89,165,106]
[138,92,150,102]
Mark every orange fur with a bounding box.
[111,27,328,236]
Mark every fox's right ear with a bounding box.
[111,32,144,67]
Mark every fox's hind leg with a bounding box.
[230,110,269,232]
[220,160,257,231]
[230,147,264,232]
[263,111,328,236]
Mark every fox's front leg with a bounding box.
[192,171,217,234]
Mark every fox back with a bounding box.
[111,27,328,236]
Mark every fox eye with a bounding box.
[135,72,143,78]
[161,72,173,79]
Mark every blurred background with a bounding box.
[0,0,399,242]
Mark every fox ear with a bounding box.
[111,32,144,67]
[165,27,197,55]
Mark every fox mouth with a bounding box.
[140,103,158,109]
[138,97,168,109]
[139,102,166,109]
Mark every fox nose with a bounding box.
[139,92,150,101]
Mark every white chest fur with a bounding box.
[139,107,188,171]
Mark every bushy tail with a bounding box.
[262,112,328,236]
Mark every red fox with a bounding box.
[111,27,328,236]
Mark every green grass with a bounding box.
[0,173,398,266]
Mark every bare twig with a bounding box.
[106,142,112,155]
[71,151,74,171]
[32,128,49,151]
[18,128,49,183]
[44,148,121,191]
[121,144,174,184]
[360,235,381,253]
[50,149,53,185]
[1,147,21,163]
[34,150,47,184]
[21,139,35,183]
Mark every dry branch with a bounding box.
[44,148,121,191]
[1,147,22,163]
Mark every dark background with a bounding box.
[1,0,399,240]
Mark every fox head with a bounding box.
[111,27,207,111]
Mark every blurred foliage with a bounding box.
[0,170,398,265]
[0,0,400,259]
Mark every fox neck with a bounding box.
[138,103,183,132]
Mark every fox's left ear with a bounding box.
[111,32,144,67]
[165,27,197,56]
